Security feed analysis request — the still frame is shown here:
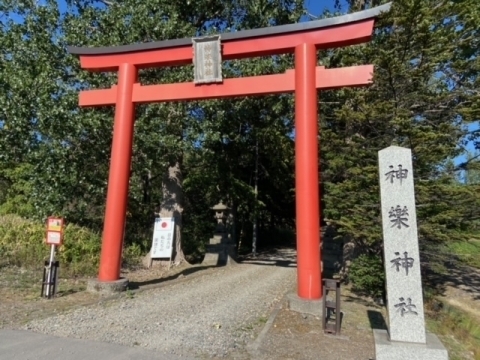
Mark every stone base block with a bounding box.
[87,278,129,295]
[202,244,237,266]
[286,292,323,317]
[374,329,448,360]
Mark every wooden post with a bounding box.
[98,63,137,282]
[295,43,321,299]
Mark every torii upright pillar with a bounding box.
[295,43,321,298]
[68,3,390,299]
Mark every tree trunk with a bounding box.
[230,201,238,248]
[143,170,151,204]
[159,161,186,265]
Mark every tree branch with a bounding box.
[99,0,113,6]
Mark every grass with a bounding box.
[0,265,86,300]
[445,240,480,269]
[421,238,480,360]
[0,266,42,299]
[425,296,480,360]
[0,265,93,328]
[125,289,136,299]
[258,316,268,324]
[238,315,269,333]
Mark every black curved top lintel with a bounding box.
[67,3,391,56]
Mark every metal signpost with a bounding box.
[42,217,63,298]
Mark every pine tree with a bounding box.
[321,0,480,294]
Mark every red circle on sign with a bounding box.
[161,222,168,228]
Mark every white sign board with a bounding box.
[150,217,175,259]
[46,231,62,245]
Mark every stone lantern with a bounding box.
[202,201,236,266]
[212,201,230,234]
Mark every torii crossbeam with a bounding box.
[68,3,390,300]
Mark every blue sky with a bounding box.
[16,1,346,20]
[305,0,349,15]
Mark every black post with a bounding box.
[41,260,60,299]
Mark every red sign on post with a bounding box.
[46,217,64,245]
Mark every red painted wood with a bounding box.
[295,43,321,300]
[98,63,137,282]
[78,20,374,71]
[78,65,373,106]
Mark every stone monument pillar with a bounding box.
[374,146,448,360]
[202,201,237,266]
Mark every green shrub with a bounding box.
[348,253,385,299]
[59,223,102,276]
[0,214,45,267]
[122,242,144,268]
[0,215,101,276]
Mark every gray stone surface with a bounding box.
[202,244,237,266]
[192,35,222,84]
[23,255,296,359]
[202,202,237,266]
[286,292,323,316]
[0,329,190,360]
[378,146,426,344]
[202,233,237,266]
[374,329,449,360]
[86,277,128,294]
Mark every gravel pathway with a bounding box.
[24,250,296,359]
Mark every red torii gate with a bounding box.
[68,4,390,300]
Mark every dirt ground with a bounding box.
[0,263,388,360]
[250,287,388,360]
[1,250,479,360]
[0,263,198,329]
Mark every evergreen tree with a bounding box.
[321,0,480,294]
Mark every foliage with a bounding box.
[320,0,480,296]
[0,0,479,294]
[0,215,45,268]
[60,222,102,275]
[0,215,101,275]
[458,151,480,185]
[425,297,480,360]
[0,0,303,261]
[444,240,480,269]
[347,254,385,299]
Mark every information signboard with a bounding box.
[46,217,64,245]
[47,218,63,232]
[46,231,62,245]
[151,217,175,259]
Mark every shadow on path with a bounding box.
[367,310,388,330]
[238,246,297,268]
[128,265,217,290]
[422,251,480,301]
